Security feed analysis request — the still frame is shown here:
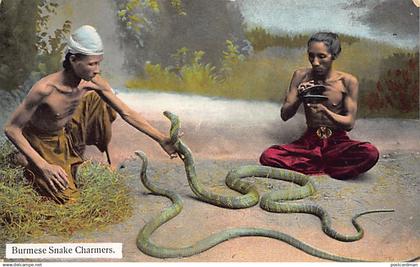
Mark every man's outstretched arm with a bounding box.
[84,75,177,157]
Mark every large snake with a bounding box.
[135,111,419,261]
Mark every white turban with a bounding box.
[66,25,104,55]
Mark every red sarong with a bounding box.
[259,128,379,179]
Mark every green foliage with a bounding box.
[245,27,360,51]
[127,47,219,94]
[0,140,133,249]
[0,142,25,187]
[126,32,418,118]
[179,50,219,92]
[36,20,72,76]
[118,0,145,33]
[0,0,71,90]
[0,0,38,90]
[35,1,72,75]
[133,62,180,90]
[221,40,245,76]
[126,41,289,101]
[117,0,185,34]
[170,0,186,16]
[35,1,59,35]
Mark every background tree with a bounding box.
[115,0,246,74]
[0,0,38,90]
[0,0,70,91]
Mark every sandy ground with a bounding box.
[2,91,420,262]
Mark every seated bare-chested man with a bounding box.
[260,32,379,179]
[4,25,177,204]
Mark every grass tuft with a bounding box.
[0,140,134,253]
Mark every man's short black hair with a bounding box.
[307,32,342,59]
[62,52,86,70]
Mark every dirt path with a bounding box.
[9,91,420,262]
[44,152,419,262]
[100,91,420,163]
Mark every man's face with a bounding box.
[307,41,333,77]
[71,54,103,81]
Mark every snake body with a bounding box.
[136,150,363,261]
[135,111,419,261]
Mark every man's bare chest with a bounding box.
[34,89,85,125]
[322,83,346,108]
[51,88,85,118]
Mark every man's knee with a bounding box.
[259,146,283,166]
[259,149,270,165]
[328,143,380,180]
[362,143,380,165]
[10,151,29,167]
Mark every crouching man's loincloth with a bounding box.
[23,92,117,204]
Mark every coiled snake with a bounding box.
[135,111,419,261]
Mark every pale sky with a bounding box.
[237,0,419,48]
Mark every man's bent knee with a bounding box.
[259,147,284,167]
[366,143,380,165]
[10,151,29,167]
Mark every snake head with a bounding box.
[134,150,149,177]
[163,111,181,145]
[135,150,148,164]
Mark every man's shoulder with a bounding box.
[336,71,358,84]
[29,73,60,98]
[291,68,312,83]
[293,67,311,77]
[334,71,358,96]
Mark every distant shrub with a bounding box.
[126,31,418,118]
[245,27,360,52]
[221,40,246,77]
[359,53,419,118]
[126,41,291,101]
[127,47,219,94]
[178,50,219,93]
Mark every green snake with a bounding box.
[135,111,419,261]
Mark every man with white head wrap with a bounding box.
[67,25,104,56]
[4,25,178,204]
